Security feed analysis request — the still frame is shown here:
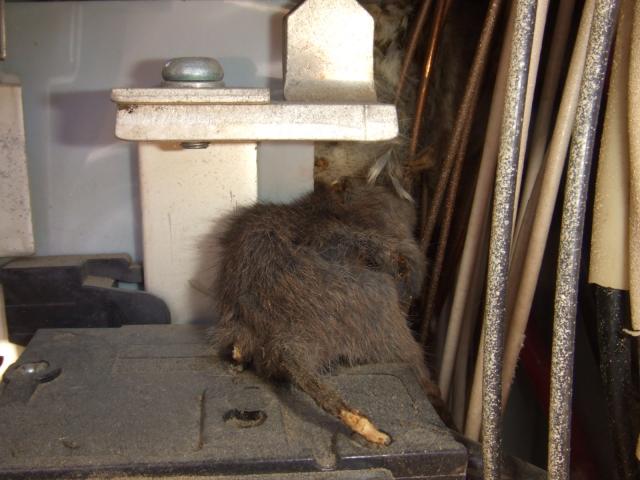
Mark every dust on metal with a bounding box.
[548,1,620,479]
[284,0,376,102]
[482,0,537,479]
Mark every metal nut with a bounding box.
[162,57,224,84]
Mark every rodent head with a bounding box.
[329,176,417,233]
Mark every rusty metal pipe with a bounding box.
[395,0,434,104]
[418,0,504,343]
[421,113,472,343]
[409,0,450,157]
[418,0,503,253]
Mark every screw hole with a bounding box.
[223,409,267,428]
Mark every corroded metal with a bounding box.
[284,0,376,102]
[482,1,536,479]
[419,0,504,342]
[418,0,503,253]
[410,0,450,156]
[395,0,434,103]
[548,1,619,478]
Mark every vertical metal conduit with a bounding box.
[482,1,537,478]
[548,1,619,479]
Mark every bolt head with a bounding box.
[14,361,49,376]
[162,57,224,83]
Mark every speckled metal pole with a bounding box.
[0,0,6,60]
[548,1,619,479]
[481,0,536,479]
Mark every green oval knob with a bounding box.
[162,57,224,83]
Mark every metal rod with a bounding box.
[409,0,450,157]
[439,0,516,401]
[516,0,577,236]
[628,0,640,334]
[418,0,504,343]
[421,104,473,341]
[456,1,517,435]
[419,0,503,252]
[452,213,490,428]
[510,0,550,233]
[1,0,6,61]
[548,1,619,478]
[502,0,594,410]
[395,0,434,104]
[481,0,536,478]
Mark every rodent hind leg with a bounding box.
[279,347,391,446]
[209,320,255,372]
[232,344,245,364]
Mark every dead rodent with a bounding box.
[209,178,449,445]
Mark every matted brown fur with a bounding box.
[209,179,450,440]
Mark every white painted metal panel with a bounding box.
[1,1,298,261]
[115,103,398,142]
[0,76,34,257]
[138,142,258,323]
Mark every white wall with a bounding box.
[1,0,312,262]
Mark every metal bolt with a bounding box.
[161,57,225,88]
[180,142,210,150]
[13,361,49,377]
[162,57,225,149]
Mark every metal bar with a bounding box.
[481,0,537,478]
[548,1,620,478]
[418,0,504,254]
[502,0,594,410]
[516,0,578,235]
[409,0,449,156]
[0,0,6,61]
[395,0,434,103]
[418,0,504,343]
[628,0,640,336]
[461,1,516,440]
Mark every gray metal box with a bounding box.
[0,325,467,479]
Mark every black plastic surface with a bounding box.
[0,255,170,346]
[591,284,640,480]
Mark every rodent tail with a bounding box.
[280,350,391,446]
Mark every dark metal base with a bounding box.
[0,325,468,479]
